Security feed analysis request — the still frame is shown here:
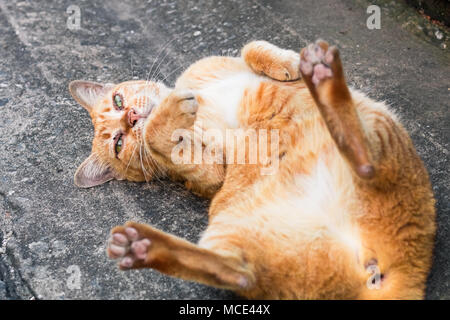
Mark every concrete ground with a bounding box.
[0,0,448,299]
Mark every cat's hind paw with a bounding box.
[299,40,375,179]
[243,40,301,81]
[299,39,343,87]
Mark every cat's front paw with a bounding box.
[175,90,199,118]
[162,89,199,128]
[152,89,199,122]
[107,222,152,270]
[144,89,200,162]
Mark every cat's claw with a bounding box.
[107,226,151,270]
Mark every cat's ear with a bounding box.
[74,153,117,188]
[69,80,115,113]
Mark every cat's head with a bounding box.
[69,80,172,188]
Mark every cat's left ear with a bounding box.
[69,80,115,113]
[74,153,117,188]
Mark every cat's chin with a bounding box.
[141,84,173,138]
[141,107,158,150]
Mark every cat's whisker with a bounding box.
[151,151,165,181]
[150,47,175,82]
[146,40,173,85]
[146,35,184,85]
[139,142,150,183]
[142,35,185,112]
[143,147,161,183]
[141,143,162,184]
[125,143,138,173]
[141,133,164,183]
[160,64,186,85]
[139,134,153,173]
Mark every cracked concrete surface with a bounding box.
[0,0,448,299]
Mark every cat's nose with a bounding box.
[128,108,141,127]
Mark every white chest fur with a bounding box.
[198,72,264,128]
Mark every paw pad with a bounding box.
[300,40,339,86]
[107,227,152,269]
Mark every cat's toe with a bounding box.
[125,226,139,241]
[107,232,130,259]
[107,243,127,259]
[119,256,135,269]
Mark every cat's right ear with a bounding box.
[74,153,117,188]
[69,80,115,113]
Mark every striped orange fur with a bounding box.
[70,40,435,299]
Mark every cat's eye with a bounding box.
[113,93,124,110]
[114,134,123,156]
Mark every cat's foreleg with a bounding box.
[107,221,254,291]
[144,90,225,198]
[242,40,301,81]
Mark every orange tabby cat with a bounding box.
[70,40,435,299]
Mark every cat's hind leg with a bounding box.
[299,41,435,300]
[299,40,375,180]
[107,221,254,291]
[242,41,301,81]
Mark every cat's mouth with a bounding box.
[129,109,151,126]
[133,119,146,143]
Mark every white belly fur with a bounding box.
[201,159,362,256]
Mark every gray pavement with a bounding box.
[0,0,448,299]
